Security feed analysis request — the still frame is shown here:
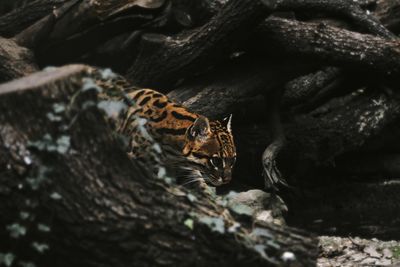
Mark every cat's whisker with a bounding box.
[181,178,202,186]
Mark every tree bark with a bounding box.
[257,17,400,77]
[168,56,312,118]
[0,0,69,37]
[127,0,279,88]
[0,37,38,82]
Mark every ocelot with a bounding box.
[92,69,236,187]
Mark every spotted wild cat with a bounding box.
[94,70,236,187]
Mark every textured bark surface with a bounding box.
[258,17,400,76]
[127,0,278,88]
[277,0,395,38]
[0,0,69,37]
[0,37,38,82]
[168,57,311,118]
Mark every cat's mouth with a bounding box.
[202,173,224,186]
[186,165,226,187]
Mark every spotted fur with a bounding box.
[94,71,236,186]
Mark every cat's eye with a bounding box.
[210,157,222,168]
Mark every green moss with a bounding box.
[391,246,400,259]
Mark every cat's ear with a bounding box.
[188,116,211,140]
[223,114,232,132]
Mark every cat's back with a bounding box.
[124,89,199,146]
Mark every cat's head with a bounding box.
[182,115,236,186]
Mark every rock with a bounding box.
[364,245,382,258]
[318,236,400,267]
[382,248,393,258]
[228,189,270,210]
[376,258,392,266]
[226,189,287,225]
[255,210,274,224]
[359,257,378,265]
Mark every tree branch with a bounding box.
[0,0,68,37]
[258,17,400,77]
[278,0,395,38]
[127,0,279,88]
